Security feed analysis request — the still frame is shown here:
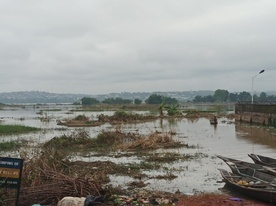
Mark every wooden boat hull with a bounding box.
[219,169,276,203]
[222,160,276,186]
[248,154,276,167]
[217,155,276,176]
[263,166,276,177]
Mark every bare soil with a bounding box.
[106,192,274,206]
[174,194,273,206]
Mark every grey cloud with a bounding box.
[0,0,275,94]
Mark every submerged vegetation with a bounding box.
[43,129,186,152]
[98,110,156,123]
[0,124,39,135]
[57,104,230,128]
[0,128,197,205]
[0,103,238,205]
[58,110,158,127]
[0,140,22,150]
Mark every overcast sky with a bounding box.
[0,0,275,94]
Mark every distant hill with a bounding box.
[2,90,275,104]
[0,90,215,104]
[0,91,84,104]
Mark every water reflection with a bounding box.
[235,123,276,150]
[1,105,275,155]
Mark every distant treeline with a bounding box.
[80,89,276,105]
[193,89,276,103]
[80,94,178,105]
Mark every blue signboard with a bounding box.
[0,157,23,189]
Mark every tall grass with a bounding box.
[0,125,39,135]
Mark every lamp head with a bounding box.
[259,69,265,74]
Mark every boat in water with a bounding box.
[218,158,276,186]
[219,169,276,204]
[209,116,218,125]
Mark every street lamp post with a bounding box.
[251,69,265,104]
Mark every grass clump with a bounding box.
[74,114,89,121]
[42,129,186,155]
[0,141,22,150]
[0,125,39,135]
[42,129,95,149]
[145,152,191,163]
[98,110,156,123]
[113,131,184,151]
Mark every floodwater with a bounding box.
[0,104,275,195]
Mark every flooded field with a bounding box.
[0,104,275,196]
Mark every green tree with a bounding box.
[81,97,100,105]
[214,89,229,102]
[193,95,203,103]
[102,97,132,104]
[228,93,238,102]
[145,94,163,104]
[193,95,214,103]
[163,96,178,105]
[134,98,142,105]
[145,94,178,105]
[259,92,267,102]
[165,104,182,116]
[204,95,215,102]
[267,95,276,102]
[238,91,251,102]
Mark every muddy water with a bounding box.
[109,118,276,194]
[0,105,275,195]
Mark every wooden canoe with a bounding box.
[217,155,276,176]
[220,159,276,186]
[248,154,276,167]
[219,169,276,203]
